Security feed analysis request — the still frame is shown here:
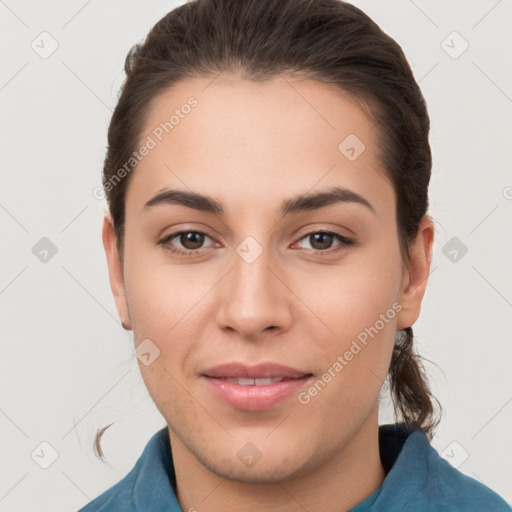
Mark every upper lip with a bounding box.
[201,362,311,379]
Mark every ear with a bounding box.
[396,215,434,330]
[102,213,132,330]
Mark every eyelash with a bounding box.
[158,229,355,257]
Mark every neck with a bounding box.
[170,406,386,512]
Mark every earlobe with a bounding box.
[102,213,132,331]
[396,215,434,330]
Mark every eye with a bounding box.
[158,229,354,257]
[158,230,216,256]
[294,230,354,254]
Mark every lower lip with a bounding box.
[201,375,313,411]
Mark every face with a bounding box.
[103,74,433,483]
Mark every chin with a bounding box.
[205,453,312,484]
[193,436,318,484]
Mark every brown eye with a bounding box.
[178,232,205,250]
[295,230,354,254]
[159,230,215,256]
[308,233,334,250]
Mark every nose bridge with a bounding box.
[233,239,275,297]
[216,235,292,337]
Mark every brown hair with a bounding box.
[95,0,441,458]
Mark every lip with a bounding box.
[200,362,313,411]
[201,362,310,379]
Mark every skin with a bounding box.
[103,74,434,512]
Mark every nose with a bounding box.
[216,242,293,341]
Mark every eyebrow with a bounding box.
[143,185,376,217]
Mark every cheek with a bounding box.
[294,269,398,429]
[123,249,211,385]
[294,254,401,338]
[123,243,207,338]
[289,251,401,396]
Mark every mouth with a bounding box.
[201,361,311,379]
[200,362,314,411]
[218,377,302,386]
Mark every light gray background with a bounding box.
[1,1,511,510]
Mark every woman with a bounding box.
[79,0,511,510]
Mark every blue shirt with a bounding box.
[78,423,511,511]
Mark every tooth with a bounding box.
[255,377,283,385]
[238,378,255,386]
[223,378,254,385]
[222,377,286,385]
[254,378,271,386]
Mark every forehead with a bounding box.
[125,74,393,218]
